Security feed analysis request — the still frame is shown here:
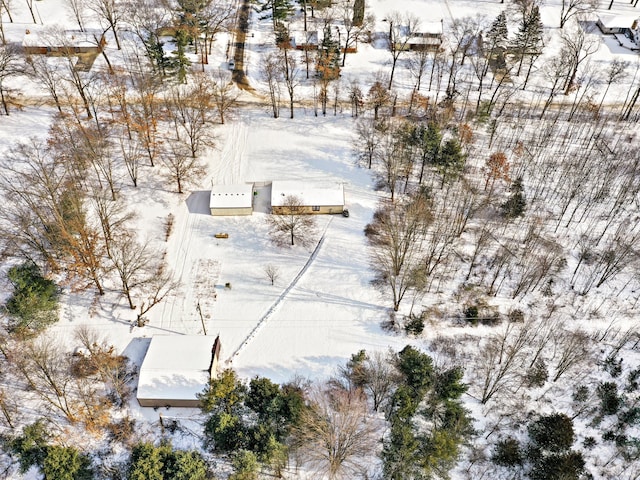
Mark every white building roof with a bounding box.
[271,180,344,207]
[22,26,103,48]
[137,335,216,404]
[598,15,637,29]
[291,30,319,46]
[210,183,254,209]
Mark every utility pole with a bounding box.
[196,300,208,335]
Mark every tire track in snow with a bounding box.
[227,218,334,363]
[161,204,200,331]
[213,120,248,184]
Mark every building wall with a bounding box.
[210,207,253,216]
[272,205,344,215]
[137,397,201,408]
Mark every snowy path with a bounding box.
[227,218,333,363]
[211,120,249,184]
[159,201,203,332]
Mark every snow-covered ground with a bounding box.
[2,0,640,478]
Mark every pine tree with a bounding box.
[501,177,526,219]
[513,5,544,76]
[483,12,508,78]
[435,137,465,187]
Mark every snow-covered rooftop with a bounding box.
[22,25,104,48]
[210,183,254,209]
[597,14,638,29]
[271,180,345,207]
[136,335,217,405]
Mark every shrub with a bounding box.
[603,355,622,378]
[463,304,479,325]
[107,417,137,444]
[507,309,525,323]
[525,359,548,388]
[583,436,596,448]
[5,262,60,336]
[404,313,425,336]
[528,413,575,453]
[9,420,50,473]
[501,177,526,219]
[229,450,258,480]
[530,451,585,480]
[42,445,92,480]
[626,368,640,392]
[597,382,620,416]
[492,437,523,467]
[572,385,589,403]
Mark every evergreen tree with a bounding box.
[164,450,208,480]
[483,12,508,78]
[411,122,441,185]
[435,137,466,187]
[128,443,165,480]
[501,177,526,219]
[528,413,575,453]
[42,446,92,480]
[9,420,50,473]
[172,29,191,84]
[513,5,544,76]
[383,346,472,480]
[260,0,294,27]
[5,261,60,335]
[487,11,509,51]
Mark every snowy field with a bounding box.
[2,0,640,478]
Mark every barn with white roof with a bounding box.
[209,183,254,216]
[136,335,221,408]
[270,180,345,215]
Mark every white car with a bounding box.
[228,59,235,70]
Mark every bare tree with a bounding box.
[107,231,155,309]
[87,0,123,49]
[65,0,87,31]
[0,44,23,115]
[292,384,380,480]
[211,68,239,124]
[598,58,627,113]
[476,321,532,404]
[560,21,600,95]
[365,194,430,312]
[261,52,281,118]
[264,264,280,285]
[14,337,78,422]
[26,55,64,113]
[337,0,373,67]
[199,0,235,64]
[135,261,178,326]
[551,330,590,382]
[353,117,386,169]
[279,47,300,119]
[128,71,163,167]
[268,195,317,247]
[374,122,410,202]
[560,0,597,29]
[162,142,207,194]
[166,80,216,158]
[385,11,420,90]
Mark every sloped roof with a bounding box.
[137,335,217,404]
[22,25,103,47]
[210,183,254,209]
[598,14,637,29]
[271,180,344,207]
